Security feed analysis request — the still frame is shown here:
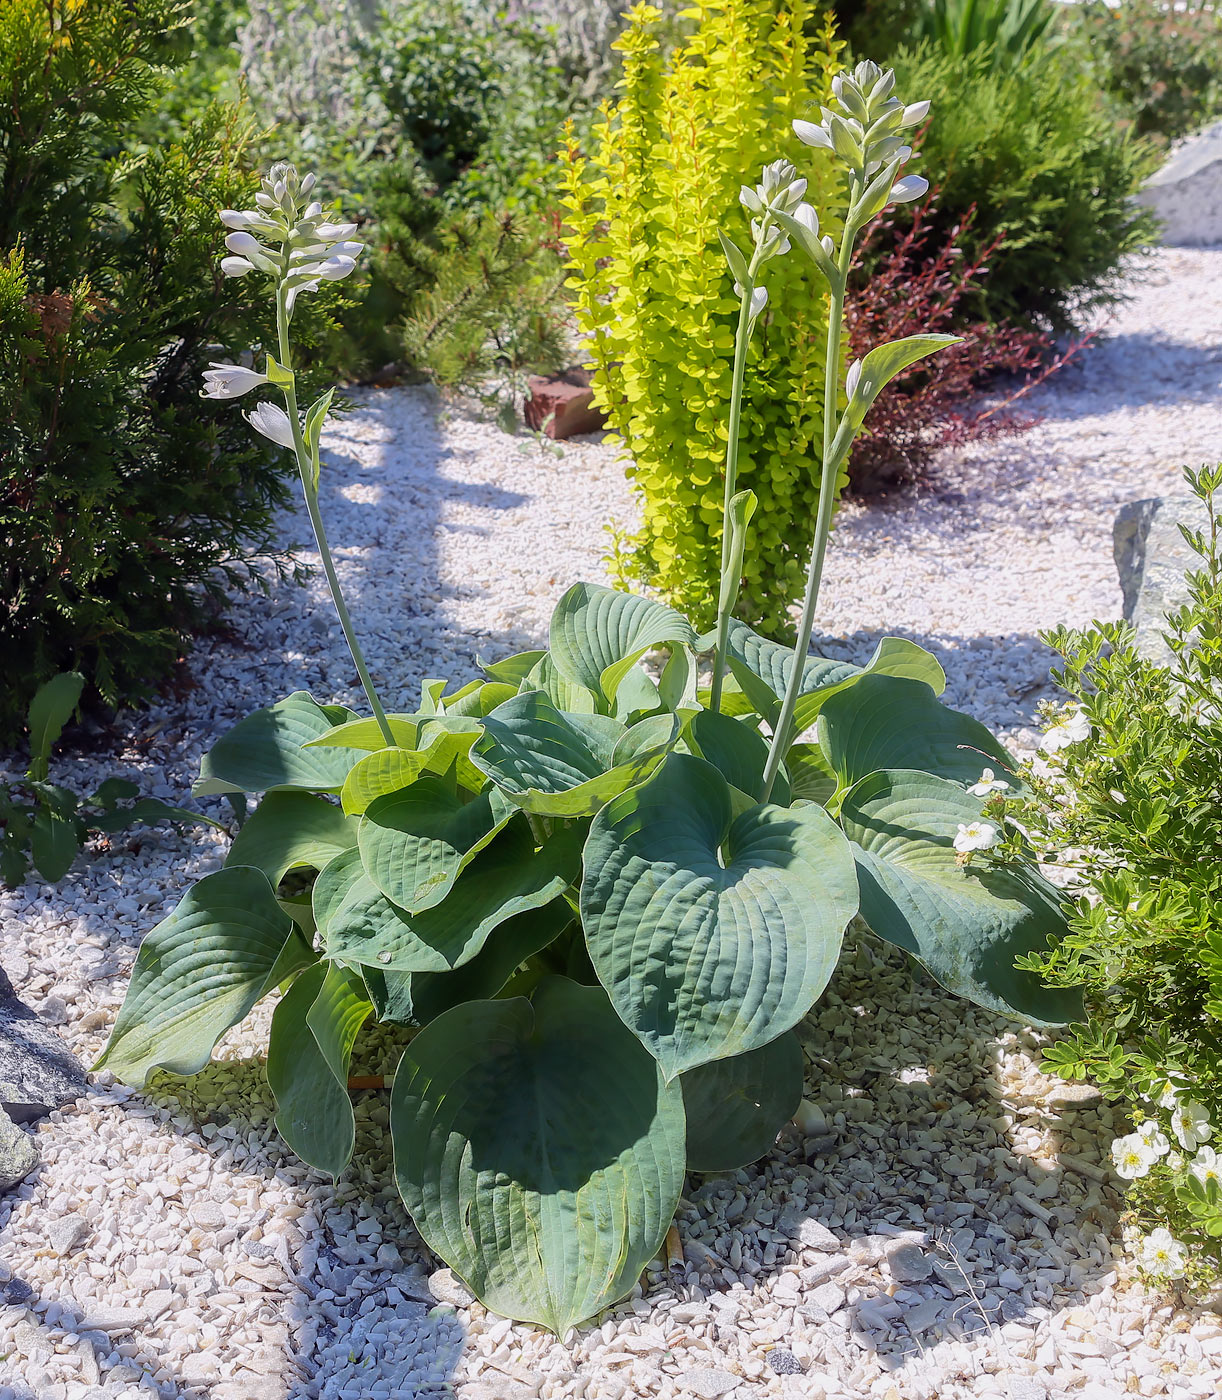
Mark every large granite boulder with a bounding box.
[1137,120,1222,246]
[0,963,87,1123]
[1113,494,1212,663]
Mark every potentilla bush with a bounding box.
[559,0,846,636]
[1004,466,1222,1283]
[100,65,1082,1336]
[0,0,345,736]
[880,42,1157,329]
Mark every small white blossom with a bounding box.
[1138,1227,1187,1278]
[1170,1099,1212,1151]
[246,402,296,449]
[1041,707,1091,752]
[968,767,1011,797]
[1138,1119,1172,1158]
[953,820,999,854]
[1190,1145,1222,1187]
[1111,1131,1158,1180]
[200,363,268,400]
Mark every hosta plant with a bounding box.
[99,70,1079,1336]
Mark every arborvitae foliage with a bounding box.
[560,0,844,636]
[0,0,342,736]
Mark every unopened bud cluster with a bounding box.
[795,60,929,206]
[219,161,363,314]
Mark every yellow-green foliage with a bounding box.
[560,1,844,633]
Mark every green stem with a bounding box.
[709,244,767,714]
[760,217,856,802]
[275,284,396,747]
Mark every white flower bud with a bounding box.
[845,358,863,399]
[224,231,264,257]
[314,221,358,240]
[821,234,835,256]
[200,362,268,400]
[255,192,277,211]
[793,203,819,236]
[220,256,255,278]
[316,255,358,281]
[220,210,257,230]
[301,172,317,194]
[749,285,768,318]
[793,119,833,150]
[303,201,322,220]
[890,175,929,204]
[740,185,763,213]
[246,402,297,449]
[901,100,931,127]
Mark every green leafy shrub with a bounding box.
[915,0,1056,66]
[0,674,220,888]
[1007,465,1222,1281]
[100,67,1079,1336]
[560,0,845,635]
[0,0,344,735]
[881,42,1157,328]
[1071,0,1222,145]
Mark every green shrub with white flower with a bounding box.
[1008,463,1222,1286]
[96,68,1083,1334]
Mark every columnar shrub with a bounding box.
[559,0,845,635]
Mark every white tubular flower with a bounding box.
[1138,1228,1187,1278]
[953,820,999,854]
[968,767,1011,797]
[224,231,264,257]
[1171,1100,1212,1151]
[890,175,929,205]
[1190,1145,1222,1187]
[201,363,268,400]
[220,256,256,278]
[246,402,297,449]
[1111,1132,1157,1180]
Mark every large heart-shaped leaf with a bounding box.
[95,866,312,1084]
[481,650,547,686]
[839,769,1080,1026]
[549,582,696,702]
[340,723,484,814]
[581,753,859,1080]
[358,777,515,913]
[267,961,370,1177]
[681,1032,805,1172]
[523,652,600,715]
[391,976,686,1335]
[818,674,1017,794]
[194,693,366,796]
[472,693,675,818]
[320,821,582,974]
[726,622,945,743]
[224,791,357,886]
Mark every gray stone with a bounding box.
[678,1368,742,1398]
[797,1217,840,1251]
[0,1108,39,1190]
[1114,494,1212,662]
[47,1213,89,1255]
[809,1281,846,1314]
[1137,120,1222,246]
[0,964,87,1122]
[885,1242,934,1283]
[767,1350,804,1376]
[800,1253,850,1287]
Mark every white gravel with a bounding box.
[1,245,1221,1400]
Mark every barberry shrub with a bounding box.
[559,0,845,635]
[1009,465,1222,1277]
[0,0,341,736]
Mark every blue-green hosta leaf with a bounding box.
[320,821,582,973]
[224,791,357,886]
[306,714,420,751]
[840,769,1080,1026]
[267,961,371,1177]
[481,650,547,686]
[818,674,1017,795]
[681,1032,805,1172]
[523,652,600,714]
[357,777,515,913]
[726,621,946,742]
[613,664,662,722]
[686,709,790,806]
[390,976,686,1335]
[95,866,312,1084]
[472,692,675,818]
[339,722,484,814]
[581,753,860,1080]
[407,899,576,1025]
[194,693,366,796]
[659,646,699,716]
[442,681,518,718]
[549,582,697,703]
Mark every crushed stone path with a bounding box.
[1,246,1220,1400]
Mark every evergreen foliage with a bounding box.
[560,0,845,635]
